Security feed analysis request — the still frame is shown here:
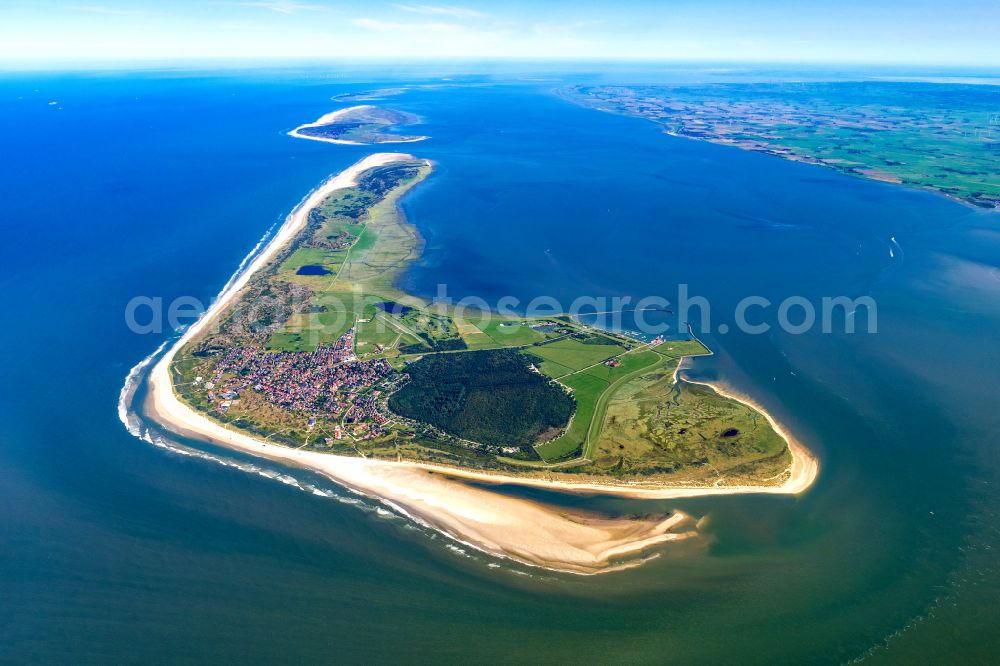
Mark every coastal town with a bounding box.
[195,328,394,442]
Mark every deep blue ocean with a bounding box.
[2,67,999,663]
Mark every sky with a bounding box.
[0,0,998,67]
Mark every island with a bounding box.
[561,82,1000,209]
[288,105,428,145]
[145,152,817,573]
[331,87,410,102]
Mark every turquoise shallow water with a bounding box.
[1,68,999,663]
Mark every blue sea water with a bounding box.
[2,68,1000,663]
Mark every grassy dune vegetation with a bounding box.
[171,157,793,486]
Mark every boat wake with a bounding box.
[888,235,904,260]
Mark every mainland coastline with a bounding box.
[139,153,818,573]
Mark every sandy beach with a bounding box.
[288,105,429,145]
[142,153,816,573]
[145,391,696,574]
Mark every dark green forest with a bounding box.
[388,349,574,448]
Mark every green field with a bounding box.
[355,312,418,356]
[393,307,466,353]
[528,338,624,374]
[458,325,501,350]
[649,338,712,359]
[582,349,661,382]
[280,247,341,274]
[477,320,548,346]
[267,293,366,351]
[534,358,574,378]
[533,372,609,461]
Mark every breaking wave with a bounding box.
[117,339,169,436]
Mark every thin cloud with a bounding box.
[390,4,484,18]
[530,19,602,35]
[72,5,158,16]
[226,0,326,13]
[351,17,465,32]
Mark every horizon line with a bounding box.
[2,56,1000,74]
